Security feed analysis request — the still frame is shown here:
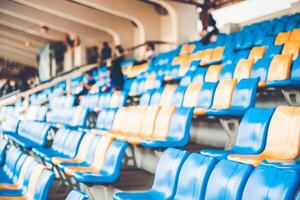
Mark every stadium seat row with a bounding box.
[114,148,299,200]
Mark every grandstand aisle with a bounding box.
[0,0,299,199]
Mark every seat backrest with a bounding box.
[18,121,52,146]
[149,88,163,106]
[152,148,189,199]
[267,54,293,81]
[230,78,259,110]
[13,156,35,189]
[233,59,254,81]
[250,58,271,82]
[160,85,177,106]
[205,64,222,82]
[211,46,224,62]
[183,83,202,107]
[211,79,237,109]
[232,108,275,154]
[0,139,8,166]
[91,135,113,170]
[242,165,299,200]
[192,67,208,83]
[139,90,154,106]
[123,107,146,136]
[110,91,127,108]
[289,28,300,43]
[219,63,236,80]
[70,107,89,127]
[291,56,300,80]
[197,82,218,108]
[168,107,194,147]
[282,41,300,60]
[111,108,127,132]
[205,159,253,200]
[261,106,300,160]
[274,31,291,45]
[65,190,89,200]
[101,140,128,181]
[3,146,22,177]
[171,86,186,107]
[174,153,217,200]
[61,130,84,158]
[68,133,95,164]
[51,128,69,153]
[248,46,266,62]
[11,154,28,183]
[25,106,48,121]
[265,44,283,58]
[140,106,160,138]
[33,169,55,200]
[2,116,19,134]
[152,107,176,140]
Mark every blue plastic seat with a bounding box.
[201,108,275,159]
[65,190,89,200]
[196,82,218,110]
[219,64,235,80]
[171,86,186,107]
[250,58,272,85]
[265,44,283,58]
[72,140,128,184]
[242,165,299,200]
[0,139,9,166]
[179,70,195,86]
[149,88,163,106]
[173,153,217,200]
[191,67,208,84]
[113,148,189,200]
[46,107,89,127]
[204,159,253,200]
[33,128,84,163]
[139,90,154,106]
[9,121,53,149]
[80,94,99,111]
[1,117,19,136]
[95,109,117,131]
[205,78,259,117]
[141,107,194,148]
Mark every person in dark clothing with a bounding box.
[1,80,13,95]
[76,70,96,97]
[50,41,67,74]
[108,45,125,91]
[199,0,219,44]
[87,46,99,64]
[100,41,112,64]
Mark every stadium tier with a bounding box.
[0,5,300,200]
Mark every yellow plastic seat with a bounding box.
[198,49,213,65]
[183,83,202,108]
[211,47,224,62]
[274,31,291,45]
[267,54,293,81]
[151,106,176,140]
[64,135,113,176]
[205,64,222,82]
[289,28,300,43]
[160,85,177,106]
[233,59,254,81]
[126,106,160,144]
[180,44,196,55]
[228,106,300,166]
[212,79,237,109]
[282,41,300,60]
[248,46,266,62]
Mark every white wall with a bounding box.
[212,0,298,28]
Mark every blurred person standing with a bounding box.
[100,41,112,65]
